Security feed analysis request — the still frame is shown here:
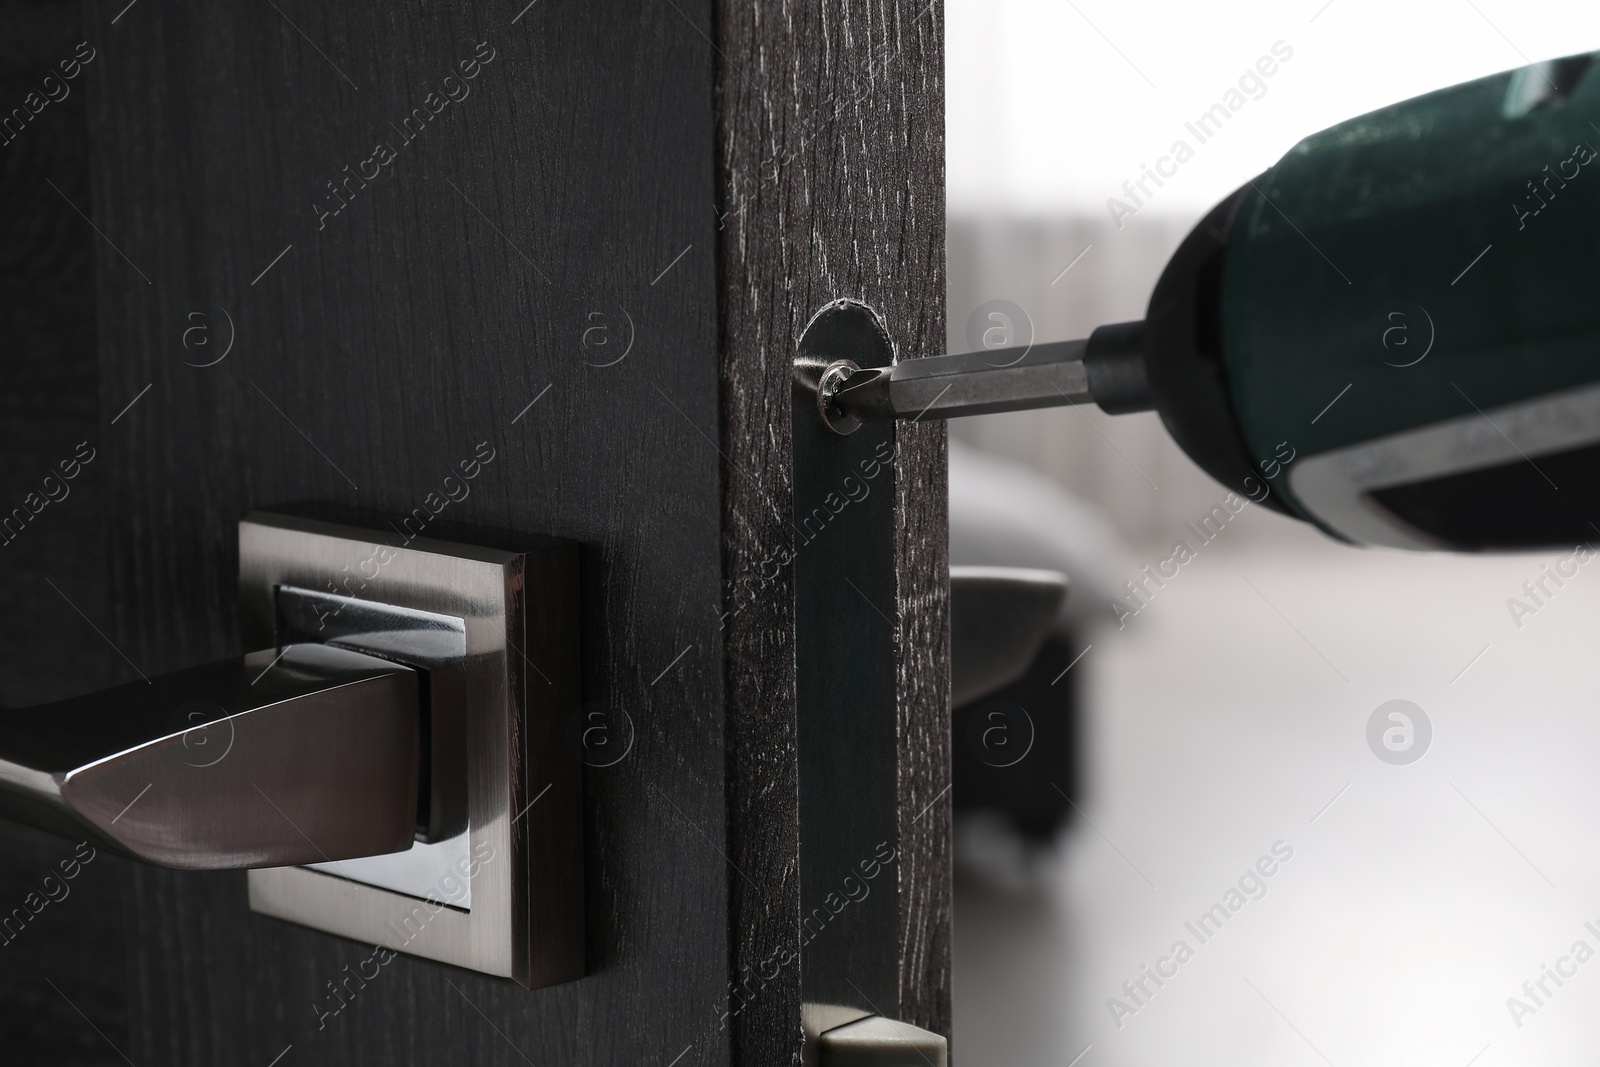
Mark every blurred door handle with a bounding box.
[950,565,1068,707]
[818,1015,949,1067]
[0,643,418,869]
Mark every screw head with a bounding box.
[817,359,864,435]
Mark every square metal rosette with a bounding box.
[239,512,582,989]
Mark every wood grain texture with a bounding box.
[0,5,130,1064]
[711,0,949,1061]
[0,0,946,1060]
[0,827,128,1067]
[0,2,111,710]
[79,0,731,1063]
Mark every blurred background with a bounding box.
[942,2,1600,1064]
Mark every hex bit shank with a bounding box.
[820,321,1153,431]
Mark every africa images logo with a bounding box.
[1366,700,1431,765]
[1106,40,1295,228]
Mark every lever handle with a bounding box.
[949,566,1067,708]
[0,643,419,870]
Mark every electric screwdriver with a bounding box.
[823,51,1600,553]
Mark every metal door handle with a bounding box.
[949,566,1067,707]
[0,643,418,870]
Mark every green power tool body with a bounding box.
[824,52,1600,553]
[1218,52,1600,549]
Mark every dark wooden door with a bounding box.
[0,1,946,1063]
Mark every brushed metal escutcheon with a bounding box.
[241,512,582,989]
